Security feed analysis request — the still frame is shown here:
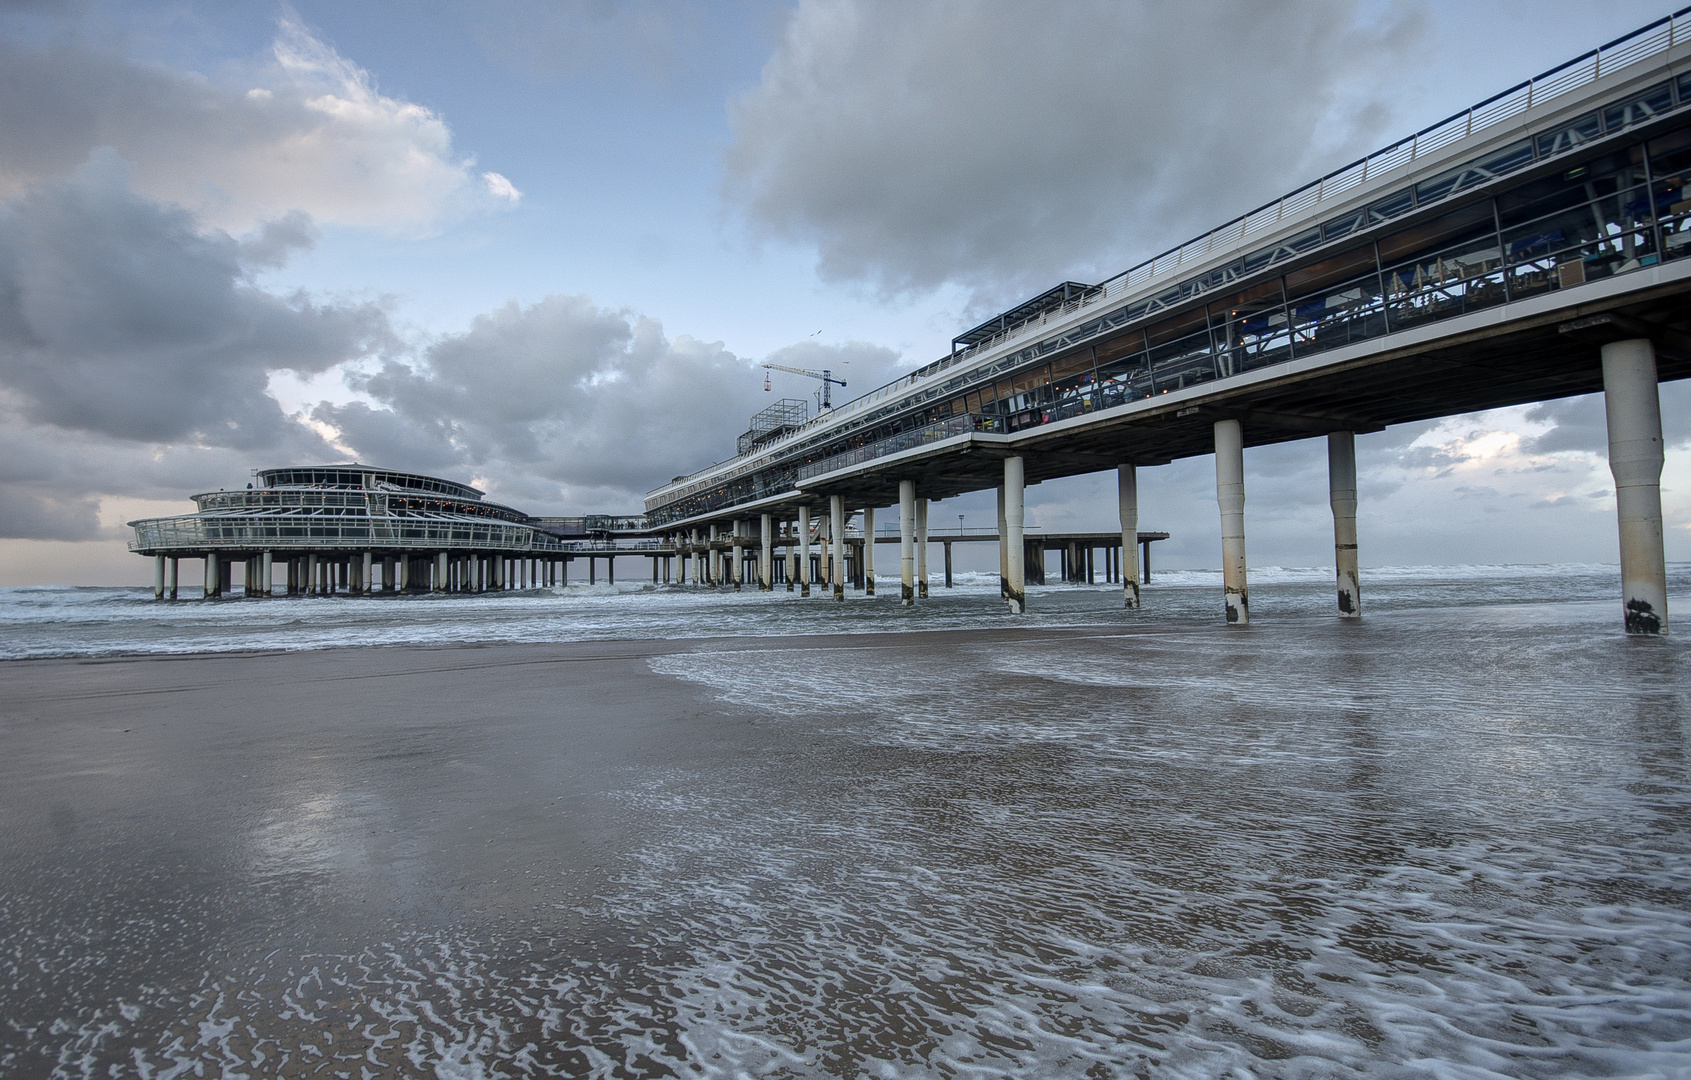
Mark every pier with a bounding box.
[636,13,1691,632]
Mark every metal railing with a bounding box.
[797,415,979,480]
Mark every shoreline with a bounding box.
[0,622,1126,670]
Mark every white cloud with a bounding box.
[483,171,522,203]
[0,14,515,234]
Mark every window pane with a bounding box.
[1651,126,1691,260]
[1536,112,1601,158]
[1367,188,1416,223]
[1283,243,1377,294]
[1285,271,1386,358]
[1415,138,1533,203]
[1377,200,1496,264]
[1323,210,1366,242]
[1497,147,1642,227]
[1383,229,1506,328]
[1144,306,1209,347]
[1242,227,1320,272]
[1093,327,1147,365]
[1603,82,1674,132]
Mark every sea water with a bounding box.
[2,564,1689,1077]
[0,562,1683,660]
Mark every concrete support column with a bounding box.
[899,480,916,605]
[399,557,409,592]
[1604,338,1669,633]
[915,498,930,599]
[262,551,273,597]
[362,551,373,597]
[1119,465,1141,609]
[732,521,744,592]
[1004,457,1026,613]
[786,520,799,591]
[153,555,166,600]
[997,485,1008,600]
[862,508,876,595]
[817,510,830,593]
[168,557,179,600]
[760,514,773,590]
[435,552,447,593]
[203,555,218,599]
[1215,418,1249,625]
[708,524,720,587]
[1328,431,1361,618]
[831,495,846,601]
[798,507,812,596]
[943,541,953,587]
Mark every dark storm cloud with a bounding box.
[1525,382,1691,455]
[0,152,389,448]
[725,0,1427,302]
[320,295,905,513]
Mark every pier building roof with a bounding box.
[253,465,484,501]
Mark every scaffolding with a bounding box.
[737,398,809,456]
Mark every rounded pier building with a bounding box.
[129,465,577,598]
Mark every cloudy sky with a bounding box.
[0,0,1682,584]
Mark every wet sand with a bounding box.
[3,615,1688,1076]
[0,629,1085,1074]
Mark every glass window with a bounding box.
[1144,306,1209,347]
[1536,112,1601,158]
[1415,138,1533,204]
[1192,260,1245,293]
[1283,243,1377,295]
[1367,188,1416,223]
[1377,200,1496,264]
[1242,227,1320,272]
[1604,81,1675,132]
[1650,126,1691,260]
[1046,351,1094,382]
[1323,210,1366,243]
[1496,146,1641,227]
[1209,279,1291,375]
[1092,327,1147,366]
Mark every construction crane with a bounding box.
[762,363,848,410]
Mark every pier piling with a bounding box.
[1328,432,1360,618]
[1603,338,1668,634]
[1004,456,1026,614]
[1215,419,1249,625]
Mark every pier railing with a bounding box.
[797,415,979,481]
